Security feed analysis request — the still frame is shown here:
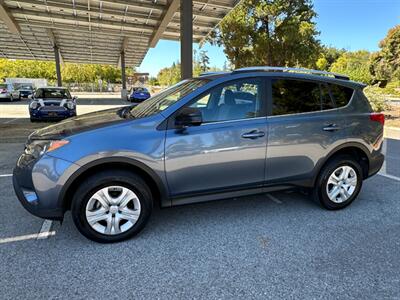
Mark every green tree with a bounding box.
[316,47,346,71]
[370,25,400,82]
[157,62,181,86]
[210,0,321,68]
[198,50,210,72]
[330,50,373,84]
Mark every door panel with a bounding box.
[165,118,268,196]
[266,112,345,182]
[265,78,345,183]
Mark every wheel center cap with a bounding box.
[109,205,118,214]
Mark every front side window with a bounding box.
[272,79,335,116]
[130,79,209,118]
[187,78,264,123]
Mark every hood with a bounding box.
[29,106,129,140]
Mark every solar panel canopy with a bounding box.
[0,0,240,66]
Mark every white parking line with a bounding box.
[378,172,400,182]
[0,174,12,178]
[266,193,283,204]
[0,233,43,244]
[2,118,18,124]
[37,220,54,240]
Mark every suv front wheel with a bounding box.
[71,170,153,243]
[314,155,363,210]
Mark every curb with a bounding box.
[384,126,400,140]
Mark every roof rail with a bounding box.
[199,71,230,77]
[232,66,350,80]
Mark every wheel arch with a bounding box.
[59,157,169,213]
[314,142,371,184]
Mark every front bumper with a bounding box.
[19,91,32,98]
[30,108,76,120]
[13,153,79,220]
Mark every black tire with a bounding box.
[71,170,153,243]
[313,155,363,210]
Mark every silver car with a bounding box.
[13,67,385,243]
[0,83,20,101]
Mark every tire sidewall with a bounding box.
[317,157,363,210]
[71,172,152,243]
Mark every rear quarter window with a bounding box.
[328,84,354,107]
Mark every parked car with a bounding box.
[17,84,35,99]
[0,83,21,101]
[13,67,384,243]
[127,86,151,102]
[28,87,77,122]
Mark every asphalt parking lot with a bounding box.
[0,118,399,299]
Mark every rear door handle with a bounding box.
[323,124,341,131]
[241,130,265,139]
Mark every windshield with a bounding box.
[35,88,71,99]
[19,85,33,90]
[0,84,7,89]
[130,79,209,118]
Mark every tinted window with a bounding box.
[321,84,335,110]
[188,78,264,123]
[272,79,333,115]
[329,84,354,107]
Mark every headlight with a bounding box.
[30,101,39,109]
[66,101,75,110]
[24,140,69,160]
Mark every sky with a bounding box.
[137,0,400,77]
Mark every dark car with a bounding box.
[18,84,35,99]
[14,67,384,243]
[29,87,77,122]
[127,87,151,103]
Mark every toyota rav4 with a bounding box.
[13,67,385,243]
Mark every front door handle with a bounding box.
[241,130,265,139]
[323,124,341,131]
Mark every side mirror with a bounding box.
[175,107,202,128]
[72,96,78,101]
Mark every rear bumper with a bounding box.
[367,153,385,178]
[0,93,10,99]
[130,96,150,102]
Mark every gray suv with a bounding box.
[13,67,385,243]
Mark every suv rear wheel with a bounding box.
[71,170,153,243]
[314,155,363,210]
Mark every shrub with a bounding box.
[364,86,389,112]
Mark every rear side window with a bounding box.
[328,84,354,107]
[272,79,335,116]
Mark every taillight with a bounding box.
[370,112,385,125]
